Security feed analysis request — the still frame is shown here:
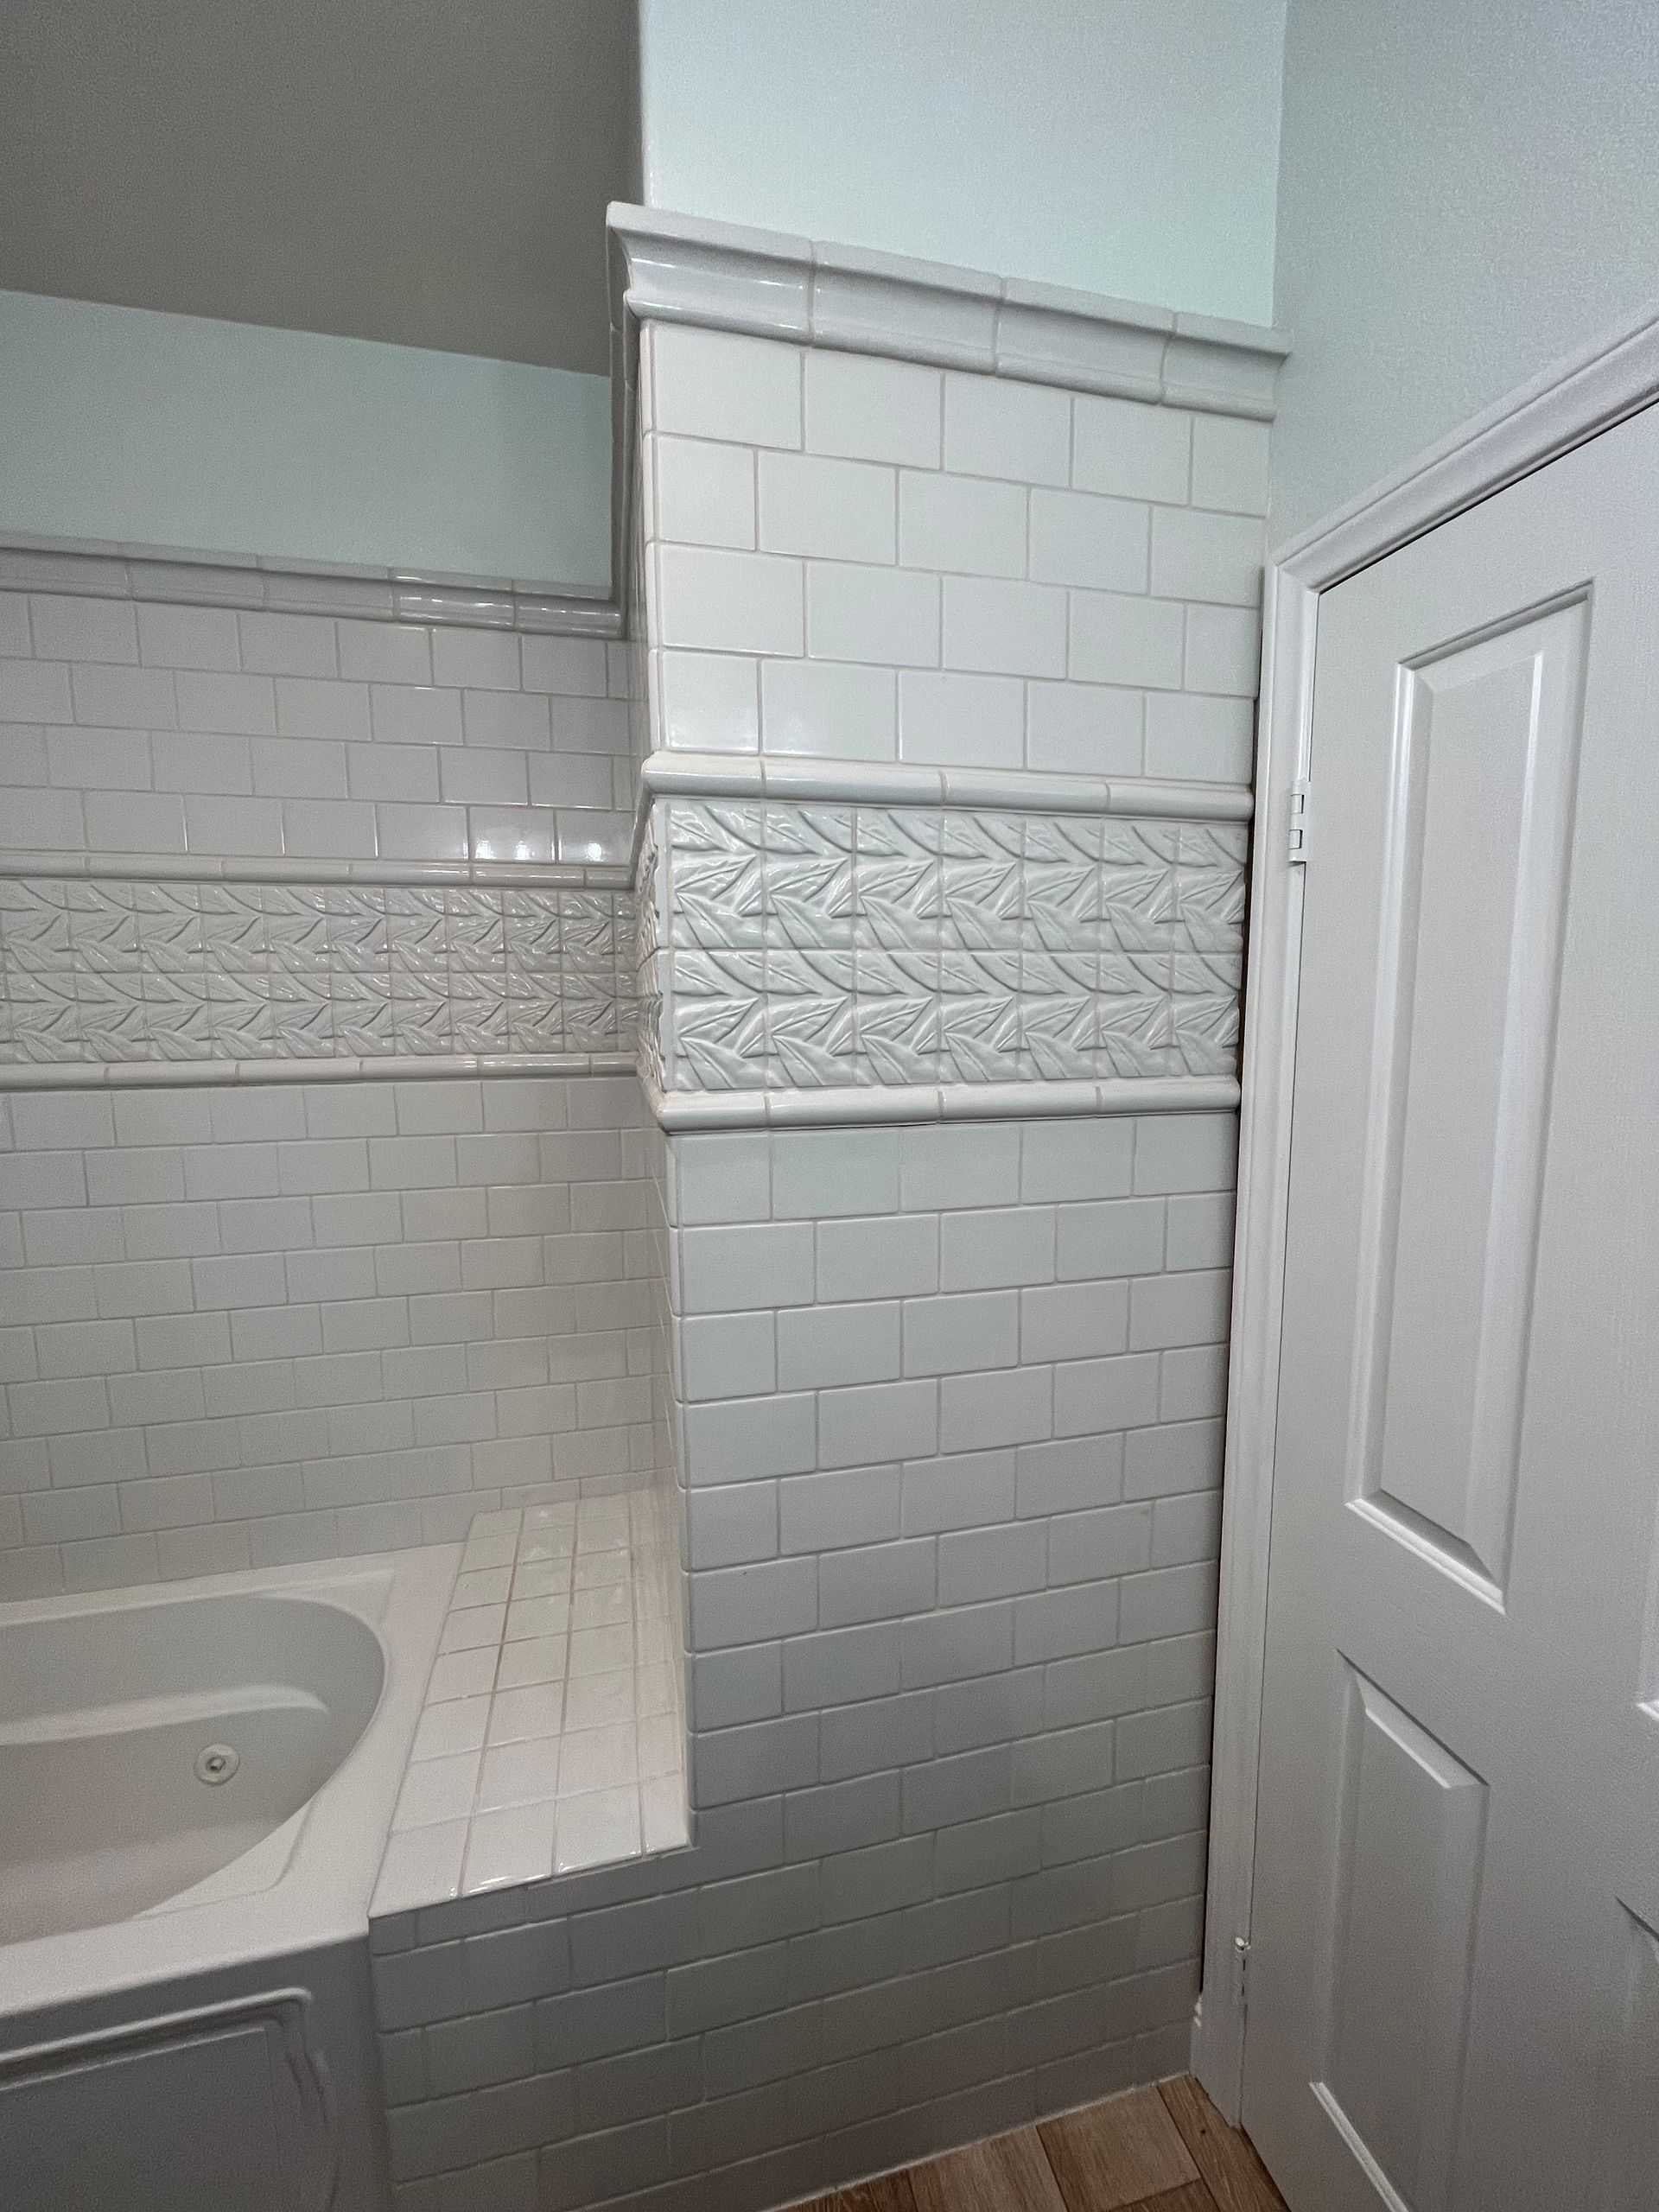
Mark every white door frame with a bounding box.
[1194,298,1659,2124]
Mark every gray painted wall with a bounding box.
[0,0,637,373]
[1271,0,1659,543]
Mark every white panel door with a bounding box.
[1245,403,1659,2212]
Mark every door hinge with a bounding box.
[1287,779,1311,865]
[1234,1934,1252,2015]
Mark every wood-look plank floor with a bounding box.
[797,2077,1287,2212]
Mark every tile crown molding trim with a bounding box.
[642,1069,1240,1132]
[607,201,1291,420]
[0,537,620,638]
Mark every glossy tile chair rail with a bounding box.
[0,536,620,638]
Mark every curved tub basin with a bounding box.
[0,1550,455,2004]
[0,1592,385,1940]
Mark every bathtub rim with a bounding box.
[0,1541,459,2024]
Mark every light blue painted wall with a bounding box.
[0,290,613,586]
[1272,0,1659,543]
[639,0,1287,326]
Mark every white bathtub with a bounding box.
[0,1545,457,2212]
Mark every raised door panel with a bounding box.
[1314,1667,1487,2212]
[1347,604,1586,1603]
[1599,1909,1659,2211]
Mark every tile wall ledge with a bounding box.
[642,1071,1241,1133]
[607,202,1291,420]
[370,1503,689,1918]
[0,536,620,638]
[630,749,1253,861]
[0,1051,638,1093]
[0,849,632,893]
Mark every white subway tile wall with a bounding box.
[0,597,634,868]
[0,1074,664,1598]
[371,1110,1234,2210]
[640,326,1267,779]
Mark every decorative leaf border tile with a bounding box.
[633,806,666,1099]
[2,798,1243,1093]
[0,877,637,1066]
[649,797,1246,1093]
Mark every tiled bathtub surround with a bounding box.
[371,1109,1235,2211]
[0,874,636,1068]
[346,217,1272,2212]
[373,1500,689,1916]
[0,207,1274,2212]
[0,1072,661,1598]
[645,797,1244,1092]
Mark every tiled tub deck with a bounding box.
[373,1498,689,1916]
